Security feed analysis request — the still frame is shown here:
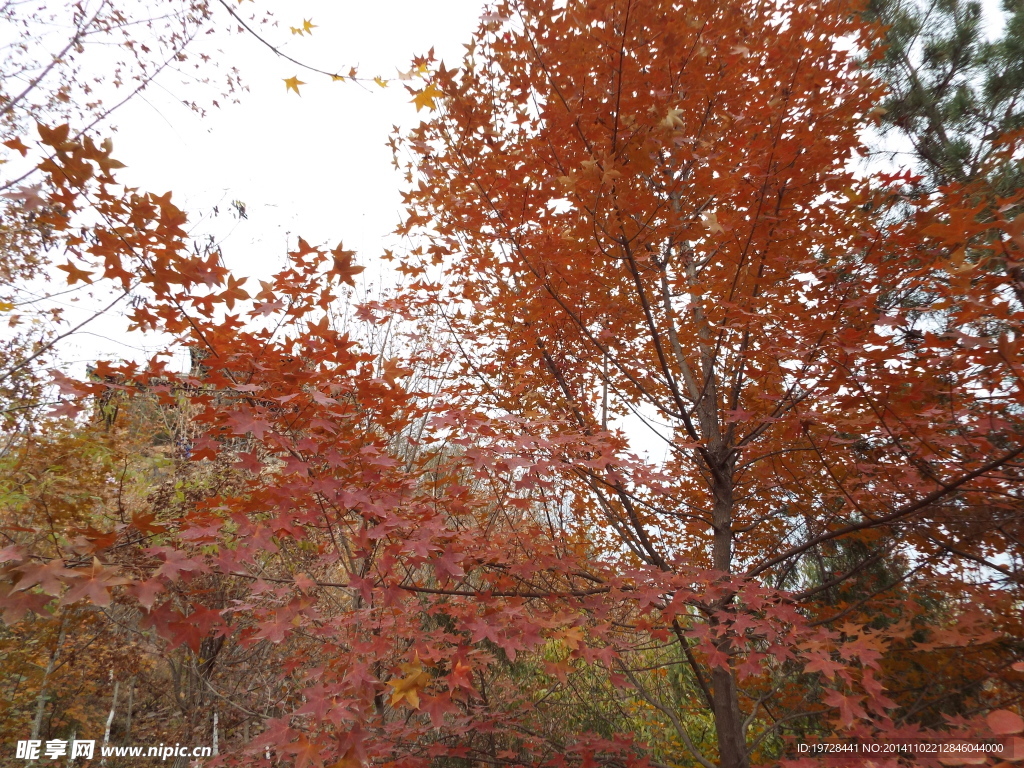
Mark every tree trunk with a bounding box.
[711,665,749,768]
[124,677,134,743]
[31,617,67,744]
[100,678,120,766]
[710,467,749,768]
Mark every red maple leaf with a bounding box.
[61,558,131,607]
[226,409,272,439]
[129,579,165,610]
[13,559,79,596]
[149,547,204,580]
[432,547,465,582]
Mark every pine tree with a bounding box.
[865,0,1024,194]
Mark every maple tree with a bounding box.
[0,0,250,431]
[389,0,1024,764]
[1,0,1024,767]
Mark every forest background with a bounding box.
[1,0,1024,767]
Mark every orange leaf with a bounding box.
[989,710,1024,735]
[3,136,28,156]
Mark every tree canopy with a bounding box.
[1,1,1023,767]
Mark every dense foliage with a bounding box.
[1,1,1023,767]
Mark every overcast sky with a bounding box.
[54,0,484,369]
[117,0,484,258]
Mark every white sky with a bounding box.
[113,0,484,259]
[49,0,485,369]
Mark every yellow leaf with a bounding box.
[284,76,305,95]
[331,74,345,82]
[0,301,14,312]
[412,83,442,111]
[949,247,974,273]
[326,751,362,768]
[558,626,585,650]
[701,211,724,235]
[290,26,304,36]
[842,186,863,203]
[374,76,388,88]
[398,63,430,81]
[302,18,316,33]
[388,658,431,709]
